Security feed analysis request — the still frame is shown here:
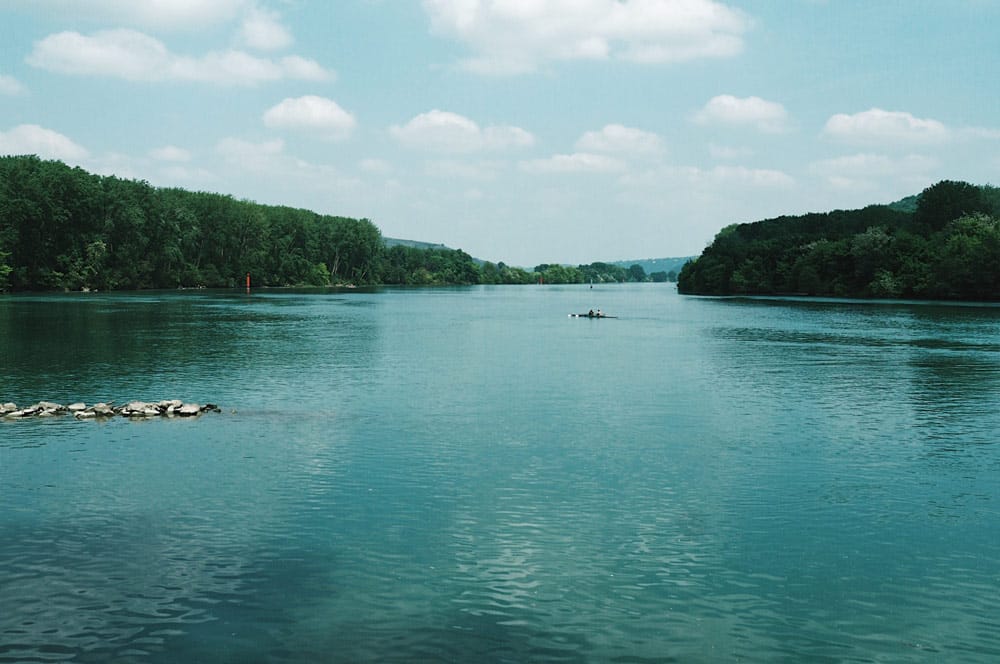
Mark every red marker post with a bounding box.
[246,272,251,291]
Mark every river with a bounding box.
[1,285,998,663]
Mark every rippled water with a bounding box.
[2,286,999,663]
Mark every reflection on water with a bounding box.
[1,288,999,662]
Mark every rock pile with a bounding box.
[1,400,221,420]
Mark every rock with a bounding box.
[3,398,219,420]
[91,403,115,417]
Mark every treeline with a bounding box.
[0,155,658,291]
[678,180,1000,301]
[530,262,668,284]
[1,155,382,290]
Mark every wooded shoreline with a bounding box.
[4,156,997,300]
[678,180,1000,301]
[0,156,668,292]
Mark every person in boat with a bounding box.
[596,309,603,317]
[588,309,595,317]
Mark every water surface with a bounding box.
[2,286,999,662]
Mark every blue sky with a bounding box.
[2,1,998,266]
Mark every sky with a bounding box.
[1,1,998,267]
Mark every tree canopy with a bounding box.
[677,180,1000,301]
[0,156,385,291]
[0,156,659,292]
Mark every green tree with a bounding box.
[0,249,11,290]
[931,213,1000,299]
[914,180,987,232]
[627,264,647,282]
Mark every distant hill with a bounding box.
[611,257,694,276]
[888,194,919,214]
[384,237,451,251]
[385,241,694,276]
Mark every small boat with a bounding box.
[569,312,616,318]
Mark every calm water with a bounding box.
[1,285,999,663]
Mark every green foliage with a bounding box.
[6,156,625,291]
[678,180,1000,301]
[0,156,391,290]
[914,180,988,232]
[379,245,481,285]
[0,250,11,290]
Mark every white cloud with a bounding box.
[390,110,535,152]
[263,96,357,140]
[150,145,192,162]
[520,152,626,174]
[0,74,26,95]
[27,29,332,85]
[575,124,664,156]
[422,0,750,75]
[810,153,938,190]
[276,55,331,81]
[212,136,367,209]
[0,124,88,161]
[241,6,293,51]
[621,164,794,189]
[693,94,790,133]
[822,109,950,145]
[482,125,536,150]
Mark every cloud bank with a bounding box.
[263,96,357,140]
[694,95,790,133]
[822,108,949,145]
[575,124,665,156]
[423,0,750,74]
[391,110,535,152]
[27,29,331,85]
[0,124,88,161]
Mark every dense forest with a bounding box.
[0,156,656,291]
[678,180,1000,301]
